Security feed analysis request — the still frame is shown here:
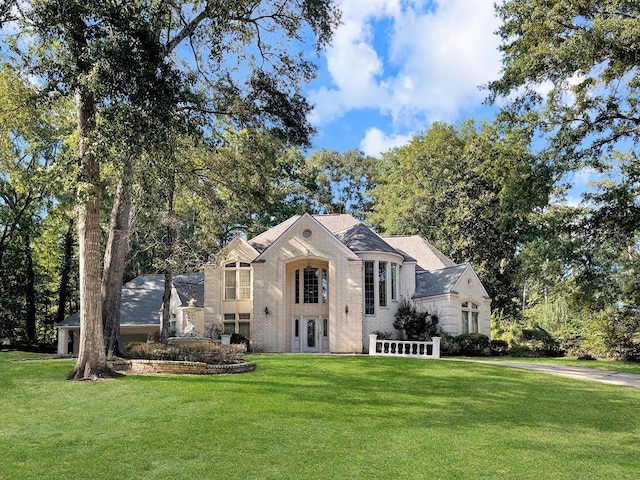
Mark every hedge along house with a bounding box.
[204,213,491,353]
[56,274,204,355]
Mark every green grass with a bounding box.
[1,352,640,480]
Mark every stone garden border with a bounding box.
[112,359,256,375]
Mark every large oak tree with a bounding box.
[1,0,339,379]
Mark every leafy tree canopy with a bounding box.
[488,0,640,168]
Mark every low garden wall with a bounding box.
[112,359,256,375]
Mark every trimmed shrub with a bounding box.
[490,339,509,356]
[456,333,491,356]
[438,332,460,356]
[128,342,246,364]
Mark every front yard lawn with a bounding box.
[2,352,639,479]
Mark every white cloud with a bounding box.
[359,127,413,157]
[308,0,502,126]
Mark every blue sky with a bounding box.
[302,0,598,206]
[304,0,501,156]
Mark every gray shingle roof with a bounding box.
[58,273,204,328]
[173,273,204,308]
[412,264,468,299]
[334,223,409,259]
[249,213,360,253]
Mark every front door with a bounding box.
[292,317,328,352]
[303,318,319,352]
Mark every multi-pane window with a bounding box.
[224,262,251,300]
[391,263,398,301]
[303,267,319,303]
[364,261,375,314]
[461,302,479,334]
[379,262,387,307]
[223,312,251,339]
[295,267,328,304]
[223,313,236,334]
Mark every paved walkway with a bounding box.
[456,360,640,388]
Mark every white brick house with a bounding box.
[204,213,491,353]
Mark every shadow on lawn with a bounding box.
[128,355,640,435]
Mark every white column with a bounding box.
[57,328,69,355]
[368,334,377,355]
[432,336,441,359]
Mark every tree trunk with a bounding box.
[23,230,37,343]
[67,88,116,380]
[161,171,176,344]
[55,218,74,326]
[102,157,133,358]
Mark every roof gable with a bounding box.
[254,213,359,262]
[249,213,360,253]
[412,264,469,299]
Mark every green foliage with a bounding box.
[455,333,491,356]
[392,297,439,339]
[372,330,394,340]
[369,120,552,315]
[489,0,640,167]
[582,307,640,362]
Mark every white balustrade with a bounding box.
[368,334,440,359]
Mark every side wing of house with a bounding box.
[413,264,491,337]
[204,236,259,342]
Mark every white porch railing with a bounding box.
[368,334,441,359]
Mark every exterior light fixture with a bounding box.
[264,306,270,316]
[345,305,349,315]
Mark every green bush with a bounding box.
[520,326,564,357]
[489,339,509,355]
[583,307,640,361]
[128,342,246,364]
[372,331,394,340]
[455,333,491,356]
[393,298,439,339]
[230,333,251,352]
[438,332,460,356]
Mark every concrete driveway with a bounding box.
[456,359,640,388]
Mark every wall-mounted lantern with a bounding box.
[345,305,349,315]
[264,306,270,316]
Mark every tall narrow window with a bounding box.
[364,261,375,315]
[238,313,251,339]
[322,269,328,303]
[238,270,251,300]
[304,267,319,303]
[295,269,300,304]
[224,265,236,300]
[390,263,398,301]
[461,302,479,333]
[224,261,251,300]
[379,262,387,307]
